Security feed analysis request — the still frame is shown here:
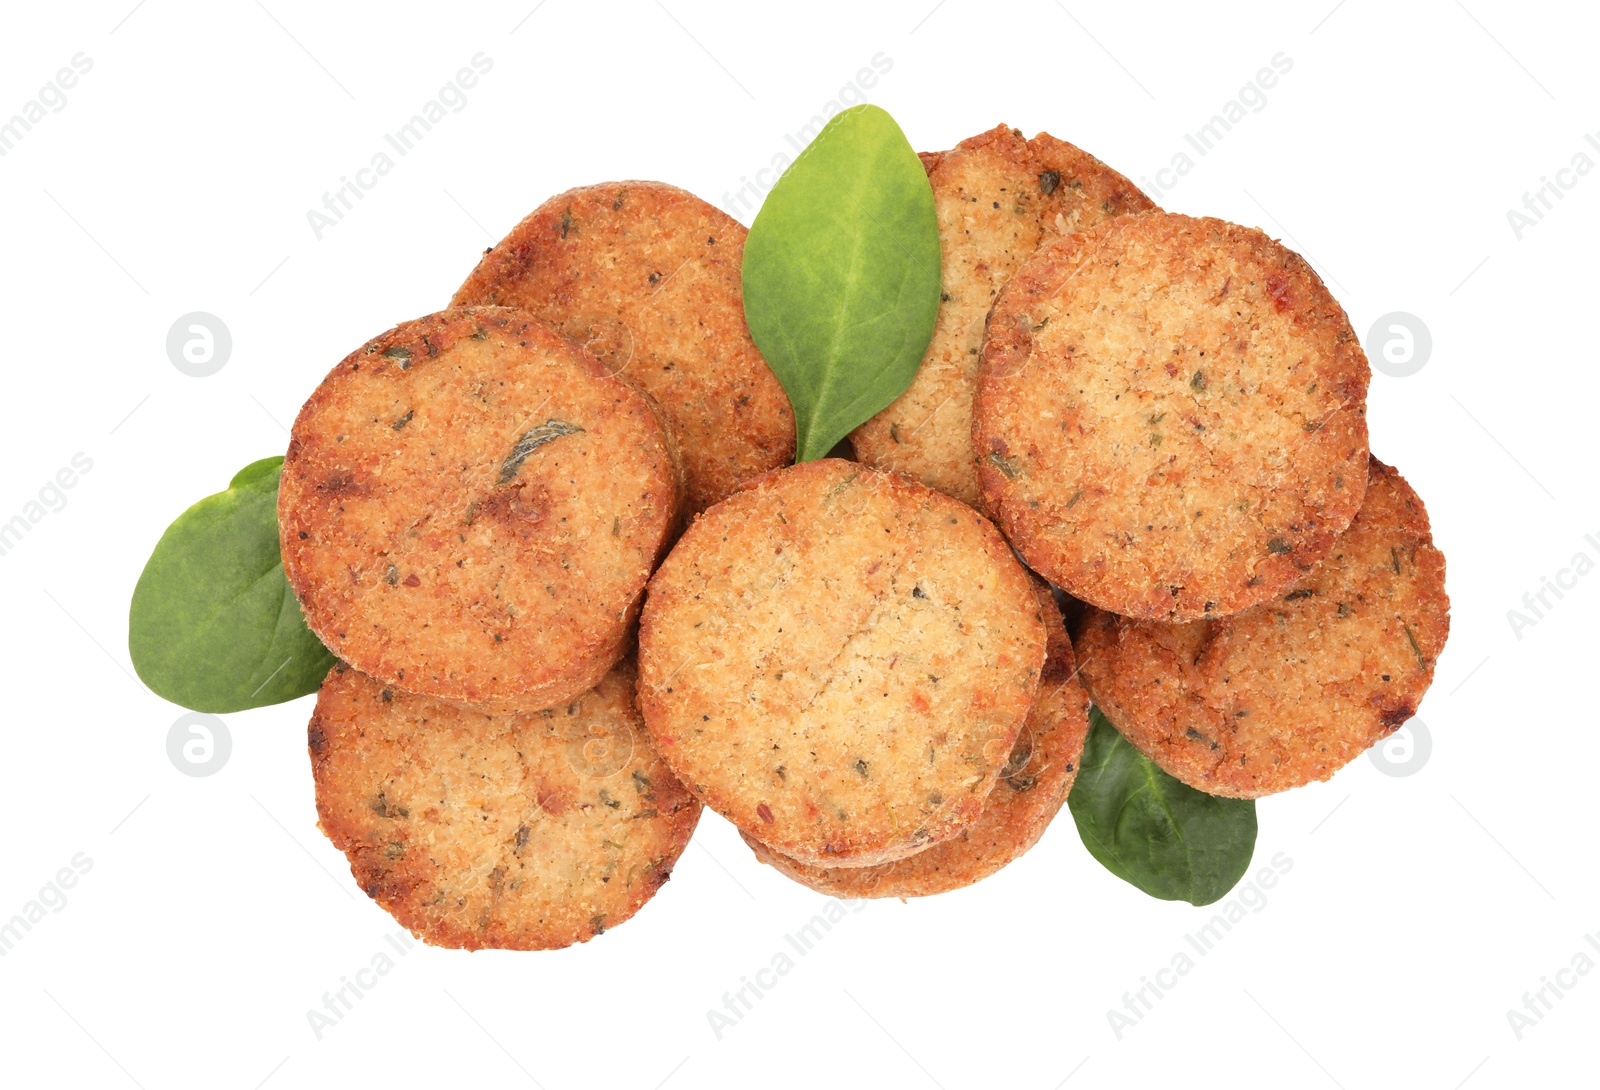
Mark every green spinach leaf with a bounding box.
[742,104,941,461]
[129,456,334,712]
[1069,707,1257,906]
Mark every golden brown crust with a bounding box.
[851,125,1156,507]
[452,181,795,513]
[742,579,1089,896]
[637,459,1047,867]
[1075,458,1448,797]
[310,658,701,950]
[279,307,678,713]
[975,211,1371,621]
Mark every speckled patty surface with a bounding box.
[310,658,700,950]
[637,459,1047,868]
[452,181,795,513]
[742,579,1089,897]
[975,212,1371,621]
[852,124,1155,508]
[280,308,679,714]
[1076,458,1448,798]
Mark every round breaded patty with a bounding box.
[452,181,794,513]
[974,212,1371,621]
[740,579,1089,897]
[851,125,1155,507]
[1074,458,1448,798]
[637,459,1047,867]
[310,658,700,950]
[280,308,679,713]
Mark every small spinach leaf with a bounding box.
[1068,707,1257,906]
[742,104,941,461]
[129,456,334,712]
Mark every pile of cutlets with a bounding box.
[281,124,1448,950]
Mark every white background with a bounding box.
[1,1,1594,1087]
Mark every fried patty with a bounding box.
[637,459,1047,867]
[851,125,1155,507]
[310,657,700,950]
[741,578,1088,897]
[452,181,795,513]
[280,308,679,713]
[975,212,1371,621]
[1075,458,1448,798]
